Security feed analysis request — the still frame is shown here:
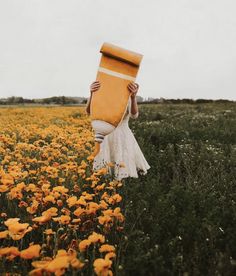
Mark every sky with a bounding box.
[0,0,236,100]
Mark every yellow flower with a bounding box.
[32,214,52,224]
[79,239,91,252]
[67,196,78,207]
[99,244,116,253]
[42,207,58,217]
[26,200,39,214]
[98,215,113,225]
[87,202,100,214]
[93,257,113,276]
[108,194,122,205]
[4,218,32,240]
[0,246,20,260]
[77,196,87,206]
[31,248,84,275]
[0,185,9,192]
[88,232,105,244]
[20,244,41,259]
[44,229,55,235]
[43,194,56,204]
[74,207,85,217]
[53,215,71,225]
[46,256,70,274]
[0,230,8,239]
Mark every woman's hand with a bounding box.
[127,82,139,99]
[90,80,101,94]
[86,80,100,114]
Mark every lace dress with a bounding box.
[92,97,151,180]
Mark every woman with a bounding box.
[86,80,151,180]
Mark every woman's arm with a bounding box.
[86,81,101,115]
[130,97,139,119]
[128,82,139,119]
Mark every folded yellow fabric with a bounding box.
[90,42,143,158]
[91,42,143,127]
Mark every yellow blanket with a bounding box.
[91,42,143,127]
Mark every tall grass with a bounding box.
[120,103,236,275]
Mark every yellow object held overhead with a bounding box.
[90,42,143,158]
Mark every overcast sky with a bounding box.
[0,0,235,100]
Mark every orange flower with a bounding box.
[46,256,69,271]
[0,173,14,186]
[44,229,55,235]
[8,187,23,200]
[43,194,56,204]
[20,244,41,259]
[32,214,52,224]
[113,207,125,222]
[53,215,71,225]
[0,230,8,239]
[88,232,105,244]
[95,183,106,191]
[82,191,95,200]
[87,155,94,162]
[99,244,116,253]
[99,200,108,210]
[0,246,20,260]
[43,207,58,217]
[52,186,69,194]
[87,202,100,214]
[108,194,122,205]
[31,259,52,269]
[0,185,9,192]
[70,257,85,269]
[31,249,84,275]
[32,207,58,224]
[74,207,85,217]
[67,196,78,207]
[26,200,39,214]
[25,183,37,192]
[105,251,116,260]
[77,196,87,206]
[79,239,91,252]
[98,215,113,225]
[4,218,32,240]
[93,257,113,276]
[94,167,108,176]
[72,218,81,224]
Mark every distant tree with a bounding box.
[196,99,213,103]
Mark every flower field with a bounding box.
[0,102,236,275]
[0,107,125,275]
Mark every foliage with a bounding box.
[0,102,236,275]
[121,102,236,275]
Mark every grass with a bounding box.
[0,102,235,275]
[119,102,236,275]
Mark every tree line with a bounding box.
[0,96,234,105]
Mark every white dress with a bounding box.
[92,97,151,180]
